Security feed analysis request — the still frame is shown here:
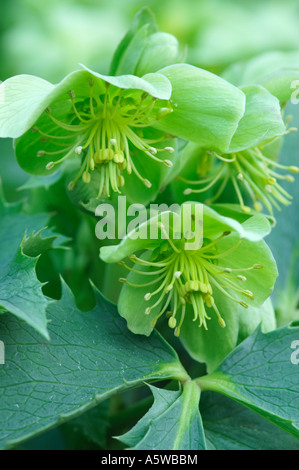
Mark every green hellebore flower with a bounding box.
[181,85,299,214]
[1,67,177,198]
[100,203,277,337]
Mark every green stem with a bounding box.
[153,361,191,384]
[173,380,201,450]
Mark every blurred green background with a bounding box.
[2,0,299,81]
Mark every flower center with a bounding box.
[183,145,299,214]
[33,79,174,197]
[119,231,263,336]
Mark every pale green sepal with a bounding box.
[81,64,172,100]
[157,64,246,152]
[228,85,285,153]
[0,75,54,138]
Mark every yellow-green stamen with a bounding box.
[33,81,174,197]
[122,233,261,336]
[183,146,299,214]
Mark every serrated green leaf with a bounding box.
[0,190,60,339]
[118,385,181,447]
[201,391,299,450]
[198,325,299,438]
[157,64,246,153]
[118,383,206,450]
[0,241,50,340]
[0,281,185,449]
[22,229,60,257]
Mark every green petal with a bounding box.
[180,294,276,373]
[180,290,241,372]
[1,70,97,141]
[200,205,271,241]
[262,71,299,105]
[15,100,76,175]
[135,32,180,77]
[118,251,162,336]
[12,67,172,175]
[0,75,54,138]
[223,51,299,104]
[80,65,172,100]
[157,64,246,152]
[109,7,157,76]
[100,204,272,264]
[179,234,277,373]
[215,232,278,307]
[2,67,171,143]
[109,8,180,78]
[209,203,275,227]
[228,85,285,153]
[100,210,180,263]
[238,298,276,343]
[122,137,178,206]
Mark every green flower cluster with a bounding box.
[0,7,298,369]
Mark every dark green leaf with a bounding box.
[267,103,299,325]
[201,391,299,450]
[198,325,299,438]
[63,402,109,449]
[118,383,206,450]
[0,281,185,449]
[0,189,60,338]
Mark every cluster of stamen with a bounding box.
[32,79,174,197]
[183,141,299,214]
[118,227,263,336]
